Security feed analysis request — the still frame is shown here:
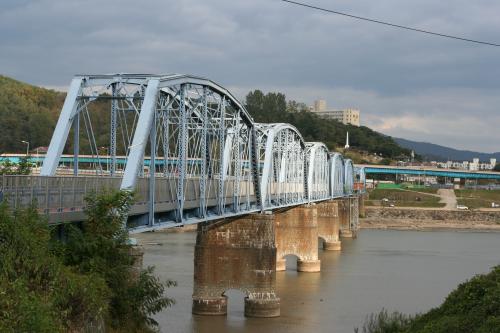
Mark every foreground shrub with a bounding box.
[0,203,108,332]
[356,266,500,333]
[59,191,175,331]
[0,190,175,332]
[355,309,414,333]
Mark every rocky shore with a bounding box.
[362,207,500,231]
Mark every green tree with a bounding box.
[0,203,109,332]
[0,156,34,175]
[59,191,176,331]
[244,90,411,160]
[494,163,500,172]
[0,190,175,332]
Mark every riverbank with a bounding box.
[362,207,500,231]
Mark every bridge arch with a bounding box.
[354,166,366,193]
[330,153,344,197]
[344,159,355,195]
[305,142,329,201]
[255,123,306,209]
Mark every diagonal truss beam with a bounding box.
[120,79,160,190]
[40,78,84,176]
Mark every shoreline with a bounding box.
[360,218,500,232]
[362,206,500,231]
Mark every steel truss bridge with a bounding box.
[0,74,365,232]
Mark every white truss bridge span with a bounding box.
[1,74,365,232]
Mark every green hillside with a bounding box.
[0,76,410,160]
[245,90,411,159]
[0,75,64,154]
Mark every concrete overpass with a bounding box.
[359,164,500,180]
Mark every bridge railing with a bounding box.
[0,175,122,215]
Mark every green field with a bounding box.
[367,188,444,208]
[455,189,500,209]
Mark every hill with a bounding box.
[245,90,411,160]
[0,75,411,161]
[0,75,64,154]
[394,137,500,162]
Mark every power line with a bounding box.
[281,0,500,47]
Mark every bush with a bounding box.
[355,309,414,333]
[0,190,175,332]
[356,266,500,333]
[0,202,109,332]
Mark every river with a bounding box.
[135,229,500,333]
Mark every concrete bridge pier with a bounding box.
[339,197,357,239]
[275,204,321,272]
[192,213,280,318]
[359,194,366,218]
[317,200,342,250]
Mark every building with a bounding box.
[436,157,497,171]
[310,99,360,126]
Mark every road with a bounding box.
[437,189,457,210]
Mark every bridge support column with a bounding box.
[192,213,280,318]
[275,204,320,272]
[359,194,366,218]
[339,198,353,238]
[317,200,341,251]
[339,197,359,239]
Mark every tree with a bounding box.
[0,202,109,332]
[59,191,176,331]
[0,156,34,175]
[494,163,500,172]
[244,90,411,160]
[0,190,175,332]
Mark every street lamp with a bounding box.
[21,140,29,156]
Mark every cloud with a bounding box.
[1,0,499,151]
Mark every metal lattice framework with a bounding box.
[344,159,355,195]
[330,153,344,197]
[37,74,357,230]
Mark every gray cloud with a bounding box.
[1,0,499,151]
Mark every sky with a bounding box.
[1,0,500,152]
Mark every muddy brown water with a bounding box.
[135,229,500,333]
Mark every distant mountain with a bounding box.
[394,137,500,162]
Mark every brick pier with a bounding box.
[317,200,342,250]
[192,213,280,317]
[275,204,321,272]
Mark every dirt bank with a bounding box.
[362,207,500,231]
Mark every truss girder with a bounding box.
[255,123,307,208]
[329,153,345,197]
[305,142,329,201]
[344,159,355,195]
[40,74,358,228]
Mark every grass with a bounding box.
[455,189,500,209]
[367,189,445,208]
[406,187,439,194]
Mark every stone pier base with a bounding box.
[244,297,281,317]
[297,259,321,272]
[317,200,342,251]
[275,205,320,272]
[323,241,342,251]
[192,214,280,317]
